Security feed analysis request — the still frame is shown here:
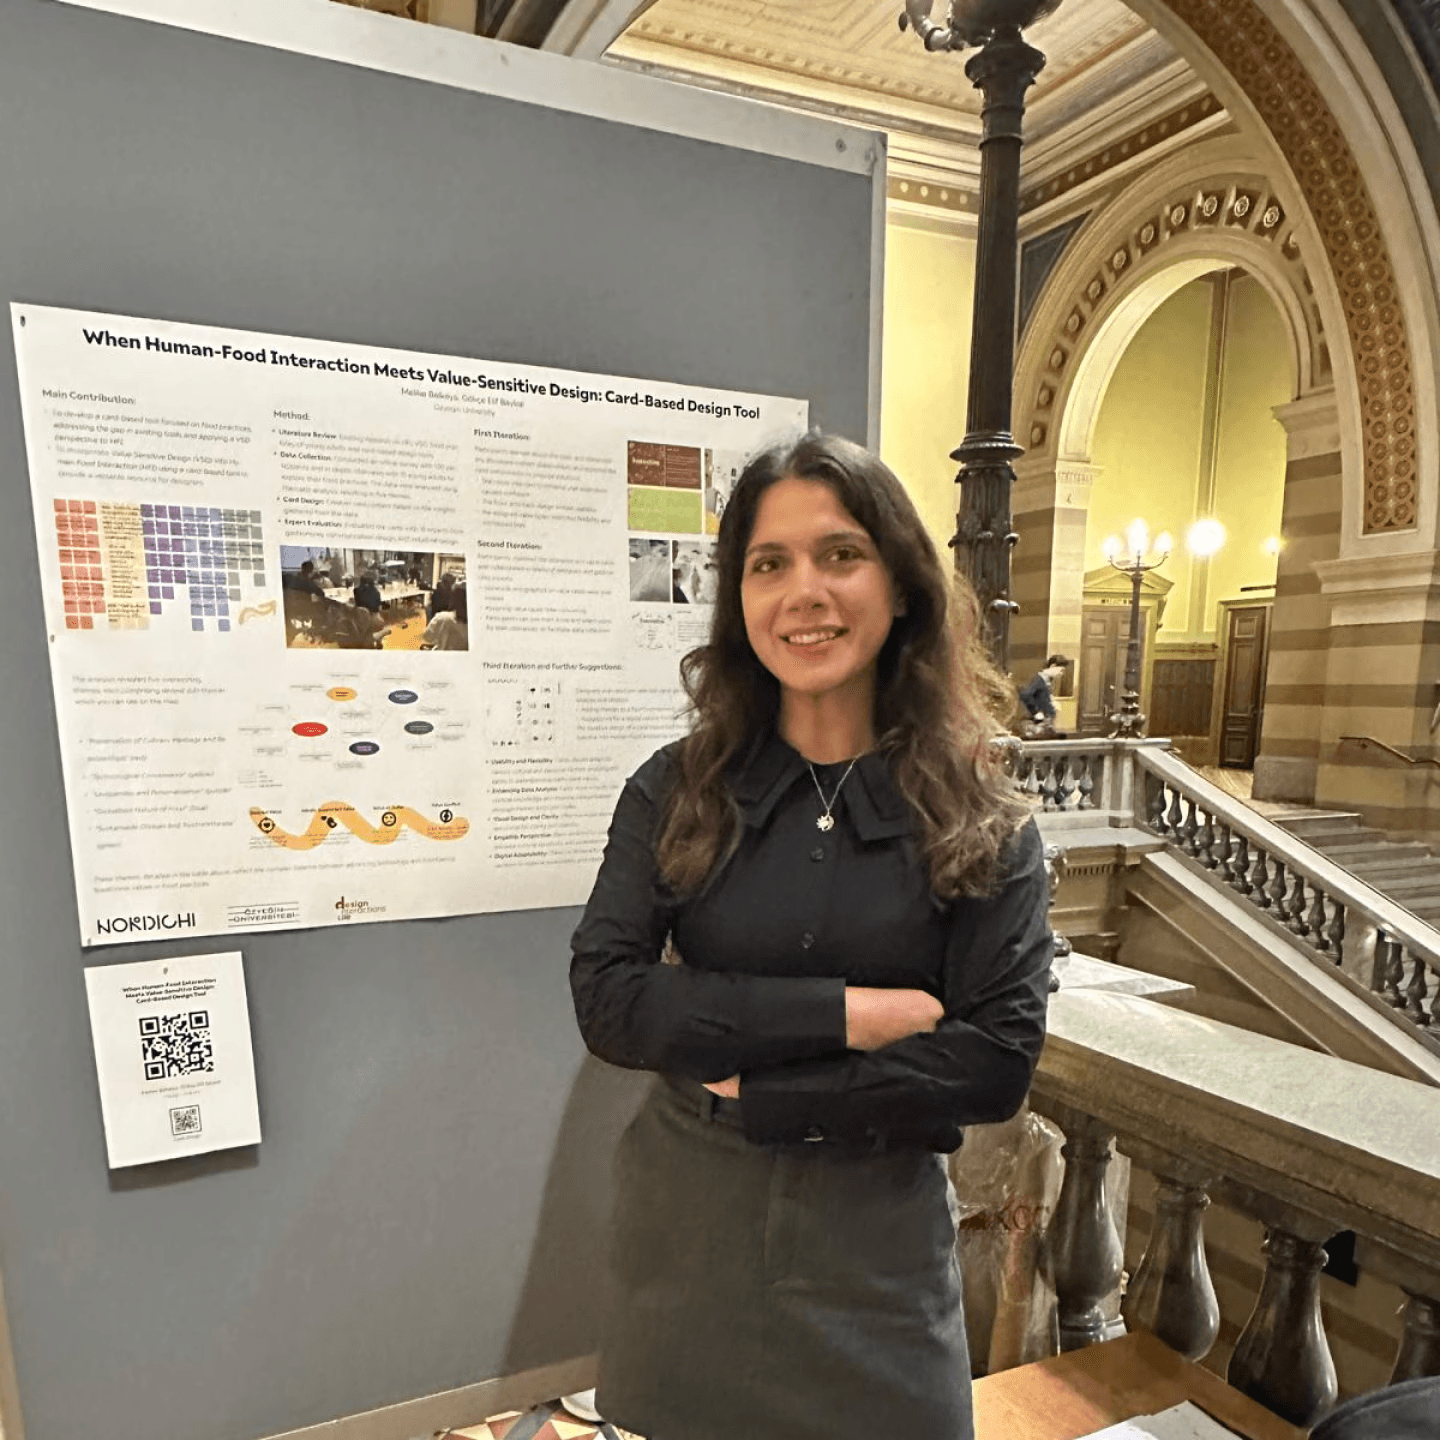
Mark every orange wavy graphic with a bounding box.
[249,801,469,849]
[238,599,278,625]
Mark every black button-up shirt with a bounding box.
[570,730,1053,1153]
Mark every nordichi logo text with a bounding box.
[96,912,198,936]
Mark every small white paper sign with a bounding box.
[1077,1402,1243,1440]
[84,950,261,1167]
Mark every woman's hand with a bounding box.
[845,987,944,1051]
[701,1075,741,1099]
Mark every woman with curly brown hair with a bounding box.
[570,432,1053,1440]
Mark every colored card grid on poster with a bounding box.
[53,497,267,634]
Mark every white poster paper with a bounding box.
[83,950,260,1167]
[13,304,807,944]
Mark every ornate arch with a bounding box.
[1018,165,1322,466]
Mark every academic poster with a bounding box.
[13,304,806,945]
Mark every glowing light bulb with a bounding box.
[1187,517,1226,557]
[1262,536,1282,556]
[1125,518,1150,559]
[1102,534,1122,561]
[1154,531,1174,558]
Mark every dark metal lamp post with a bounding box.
[899,0,1064,674]
[1101,520,1172,738]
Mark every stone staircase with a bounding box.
[1276,811,1440,930]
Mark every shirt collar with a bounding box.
[727,728,913,841]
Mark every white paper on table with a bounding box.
[84,950,261,1167]
[1077,1401,1245,1440]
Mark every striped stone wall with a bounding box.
[1252,394,1342,804]
[1010,460,1095,723]
[1313,551,1440,838]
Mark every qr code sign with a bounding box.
[169,1105,202,1138]
[140,1011,213,1080]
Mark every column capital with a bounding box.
[1273,388,1341,459]
[1314,551,1440,626]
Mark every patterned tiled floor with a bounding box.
[440,1400,644,1440]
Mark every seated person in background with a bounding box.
[1017,654,1071,735]
[285,560,327,600]
[428,571,457,621]
[422,585,468,651]
[353,570,383,614]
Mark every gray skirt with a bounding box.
[597,1074,972,1440]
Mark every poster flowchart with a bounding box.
[13,304,806,945]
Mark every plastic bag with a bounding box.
[948,1104,1065,1375]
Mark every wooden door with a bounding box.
[1077,607,1131,735]
[1219,605,1271,768]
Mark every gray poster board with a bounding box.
[0,3,881,1438]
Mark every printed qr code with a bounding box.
[169,1104,202,1137]
[140,1011,213,1081]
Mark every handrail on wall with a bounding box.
[1340,734,1440,770]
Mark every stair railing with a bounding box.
[1007,737,1440,1035]
[1133,746,1439,1034]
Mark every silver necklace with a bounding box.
[807,757,859,832]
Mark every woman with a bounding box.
[570,433,1053,1440]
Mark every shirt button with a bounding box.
[804,1125,824,1142]
[801,931,815,949]
[810,846,825,862]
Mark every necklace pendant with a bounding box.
[816,814,835,832]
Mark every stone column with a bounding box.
[1251,390,1341,805]
[1010,455,1095,723]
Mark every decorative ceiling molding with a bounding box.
[1156,0,1417,532]
[1020,91,1223,214]
[1024,175,1327,456]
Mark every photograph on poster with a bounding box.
[628,537,672,603]
[279,545,466,651]
[672,540,717,605]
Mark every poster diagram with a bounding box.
[13,303,807,945]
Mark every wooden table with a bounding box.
[973,1331,1310,1440]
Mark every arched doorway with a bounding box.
[1065,268,1296,764]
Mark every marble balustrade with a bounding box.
[1026,986,1440,1429]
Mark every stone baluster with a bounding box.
[1178,797,1199,857]
[1375,931,1404,1006]
[1265,858,1289,915]
[1392,1292,1440,1382]
[1230,834,1253,896]
[1021,752,1041,800]
[1195,807,1217,869]
[1122,1176,1221,1362]
[1227,1225,1339,1428]
[1049,1114,1127,1351]
[1312,892,1343,962]
[1144,774,1167,833]
[1076,753,1095,810]
[1055,757,1078,811]
[1249,846,1270,905]
[1285,873,1310,938]
[1041,757,1059,811]
[1164,784,1185,841]
[1212,823,1235,884]
[1302,884,1327,947]
[1402,953,1433,1027]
